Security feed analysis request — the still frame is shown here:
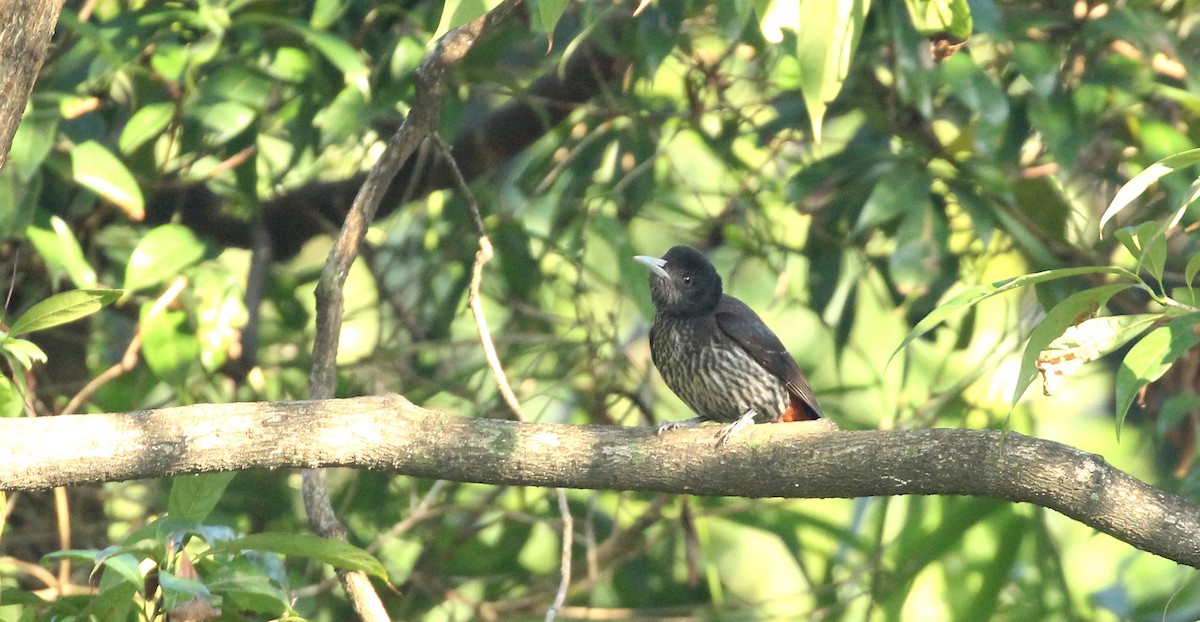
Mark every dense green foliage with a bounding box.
[2,0,1200,620]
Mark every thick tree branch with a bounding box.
[0,0,61,171]
[3,394,1198,568]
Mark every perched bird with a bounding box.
[635,245,823,443]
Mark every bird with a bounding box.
[634,245,824,444]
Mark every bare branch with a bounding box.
[0,0,62,171]
[302,3,523,619]
[2,394,1198,569]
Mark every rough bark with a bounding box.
[0,0,62,171]
[3,394,1198,569]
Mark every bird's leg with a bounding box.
[656,417,704,435]
[715,409,757,445]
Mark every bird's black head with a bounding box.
[634,245,723,317]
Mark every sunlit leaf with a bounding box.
[1036,313,1159,397]
[119,102,175,154]
[100,553,145,588]
[532,0,569,35]
[1170,175,1200,230]
[0,376,25,417]
[889,266,1140,365]
[193,101,256,148]
[1012,283,1134,406]
[1113,223,1169,284]
[141,309,200,385]
[123,224,208,292]
[2,338,48,370]
[8,289,122,338]
[25,216,98,288]
[1115,313,1200,436]
[69,141,145,220]
[793,0,871,142]
[431,0,503,45]
[1136,221,1168,284]
[158,569,212,598]
[8,109,58,182]
[1185,252,1200,296]
[207,533,387,580]
[903,0,972,39]
[1100,147,1200,232]
[310,0,348,29]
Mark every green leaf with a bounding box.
[69,141,145,220]
[1185,252,1200,296]
[168,473,238,523]
[1157,393,1200,439]
[1136,221,1168,284]
[41,549,103,566]
[123,224,208,292]
[208,572,287,615]
[241,15,370,94]
[1100,147,1200,232]
[1170,174,1200,231]
[193,101,256,148]
[1114,313,1200,435]
[159,569,213,599]
[793,0,871,142]
[310,0,349,29]
[207,533,387,580]
[903,0,972,39]
[889,266,1140,365]
[1040,314,1161,362]
[854,162,931,234]
[431,0,504,44]
[99,552,145,588]
[1113,223,1168,284]
[141,309,200,385]
[1012,283,1134,407]
[8,109,58,182]
[532,0,569,34]
[1035,313,1160,399]
[0,375,26,417]
[2,338,48,370]
[8,289,122,338]
[191,268,248,372]
[119,102,175,154]
[25,215,98,288]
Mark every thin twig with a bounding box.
[49,276,188,594]
[61,276,188,416]
[370,479,449,552]
[300,5,522,619]
[430,133,527,421]
[545,488,573,622]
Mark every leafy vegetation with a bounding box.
[2,0,1200,620]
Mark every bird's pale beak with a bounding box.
[634,255,669,279]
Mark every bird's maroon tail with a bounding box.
[779,395,822,422]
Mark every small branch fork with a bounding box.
[301,2,522,620]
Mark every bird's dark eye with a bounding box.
[682,276,692,285]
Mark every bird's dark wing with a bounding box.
[714,295,824,418]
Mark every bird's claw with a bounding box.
[656,417,703,436]
[714,410,757,446]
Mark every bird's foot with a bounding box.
[715,410,757,446]
[656,417,703,436]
